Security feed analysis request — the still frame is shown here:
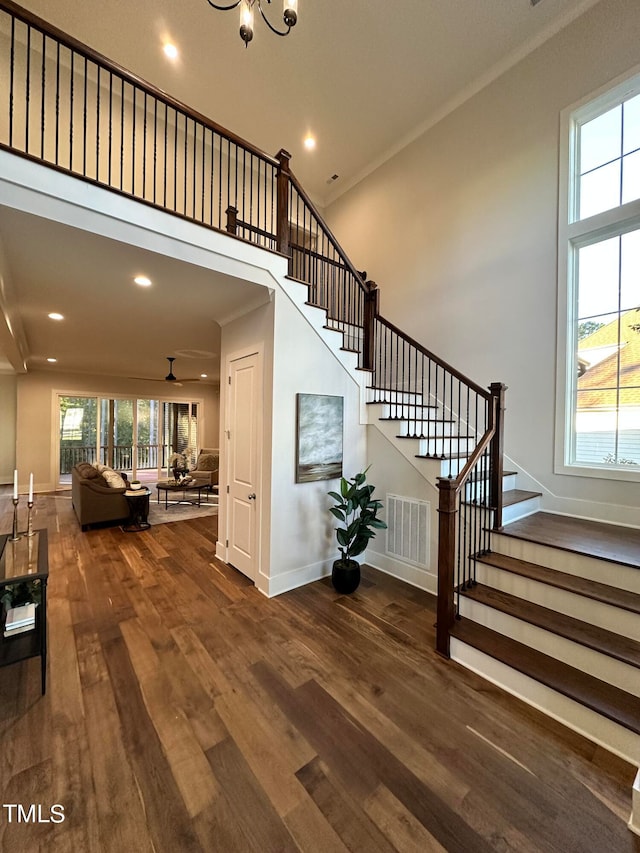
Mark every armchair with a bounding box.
[189,448,219,488]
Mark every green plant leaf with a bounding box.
[370,519,388,529]
[328,491,343,502]
[340,478,350,498]
[329,507,346,521]
[337,528,349,547]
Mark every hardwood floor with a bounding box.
[0,492,638,852]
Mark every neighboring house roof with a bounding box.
[577,337,640,408]
[579,308,640,350]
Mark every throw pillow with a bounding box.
[92,461,108,473]
[76,461,99,479]
[101,467,126,489]
[197,453,219,471]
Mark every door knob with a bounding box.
[248,493,256,500]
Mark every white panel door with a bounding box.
[227,352,260,581]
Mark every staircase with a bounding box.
[292,283,640,764]
[1,0,638,830]
[453,512,640,769]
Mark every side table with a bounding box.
[122,488,152,532]
[0,530,49,695]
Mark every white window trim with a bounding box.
[555,64,640,483]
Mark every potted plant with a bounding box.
[328,467,387,594]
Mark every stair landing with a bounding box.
[499,511,640,570]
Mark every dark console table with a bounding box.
[0,530,48,694]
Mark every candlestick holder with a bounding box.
[10,496,21,541]
[26,499,36,537]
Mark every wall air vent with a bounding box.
[386,494,430,569]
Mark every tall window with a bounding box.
[558,71,640,479]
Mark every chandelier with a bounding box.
[206,0,298,47]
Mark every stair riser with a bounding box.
[463,473,518,502]
[459,597,640,697]
[450,639,640,767]
[381,404,439,421]
[490,534,640,594]
[501,496,541,524]
[418,437,475,456]
[397,420,456,438]
[475,563,640,641]
[367,390,425,405]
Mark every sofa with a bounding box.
[71,462,130,531]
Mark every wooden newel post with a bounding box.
[488,382,507,531]
[362,280,379,372]
[225,205,238,235]
[276,148,291,258]
[436,477,458,658]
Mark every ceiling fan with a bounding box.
[130,357,202,385]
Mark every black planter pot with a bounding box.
[331,558,361,594]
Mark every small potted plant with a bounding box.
[328,467,387,594]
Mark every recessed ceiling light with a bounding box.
[48,312,64,320]
[200,373,208,378]
[134,275,152,287]
[304,134,316,151]
[47,357,57,363]
[163,43,178,60]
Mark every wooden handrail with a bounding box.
[376,314,492,400]
[0,0,280,169]
[448,400,497,490]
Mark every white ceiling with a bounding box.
[0,0,601,380]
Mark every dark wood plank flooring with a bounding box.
[0,491,638,852]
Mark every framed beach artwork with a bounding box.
[296,393,344,483]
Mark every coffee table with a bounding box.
[156,480,209,509]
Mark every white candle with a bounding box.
[29,473,33,502]
[13,469,18,499]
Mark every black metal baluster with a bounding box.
[9,15,15,148]
[40,32,46,159]
[25,24,30,154]
[95,62,100,181]
[183,114,188,215]
[55,42,60,164]
[192,119,197,220]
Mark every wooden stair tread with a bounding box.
[502,489,541,507]
[369,402,437,409]
[477,552,640,615]
[499,511,640,570]
[378,415,451,422]
[468,469,517,483]
[451,620,640,735]
[415,452,470,461]
[461,582,640,668]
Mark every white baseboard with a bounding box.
[630,768,640,836]
[365,550,437,595]
[215,541,227,563]
[263,558,333,598]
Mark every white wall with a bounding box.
[325,0,640,526]
[0,372,16,483]
[268,287,367,597]
[218,280,368,597]
[16,369,219,493]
